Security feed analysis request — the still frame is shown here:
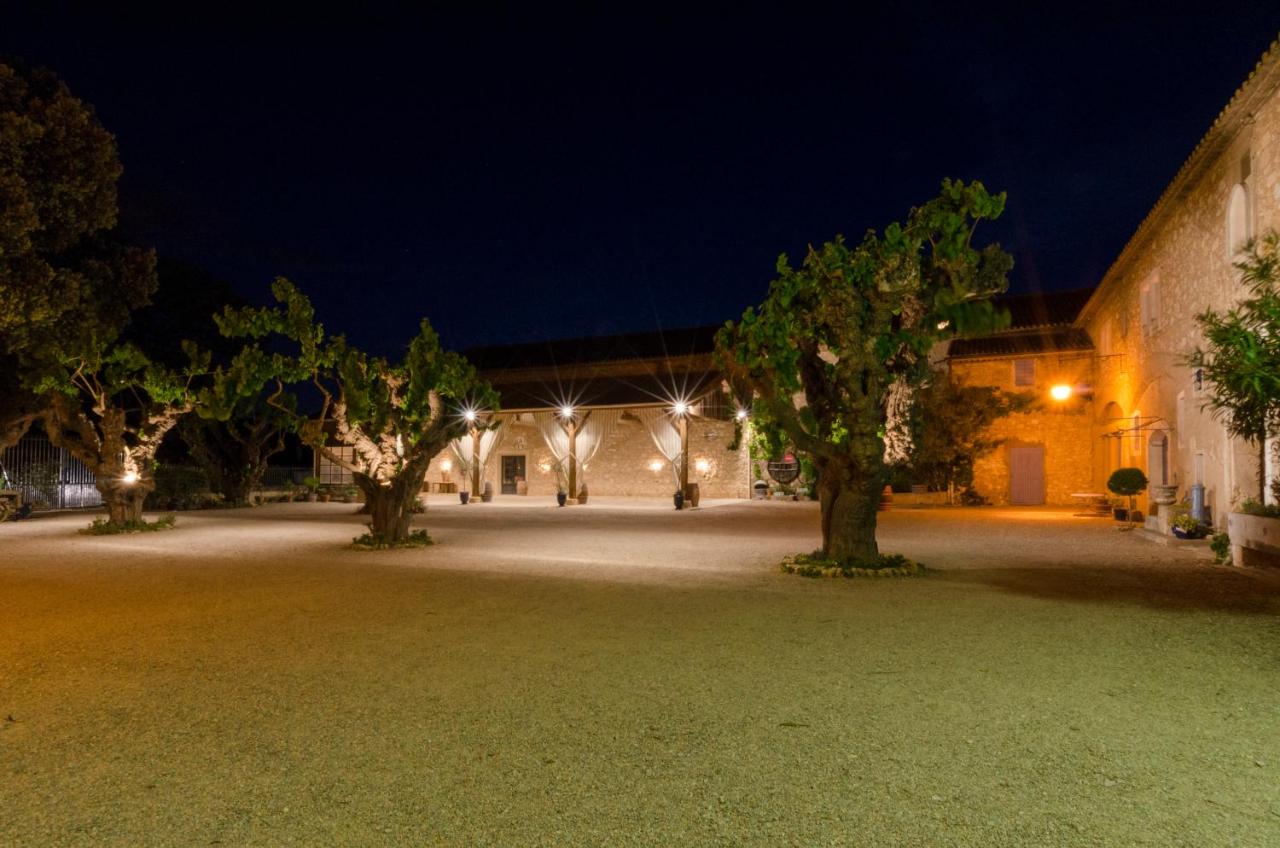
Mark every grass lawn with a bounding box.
[1,501,1277,846]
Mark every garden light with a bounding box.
[672,400,689,417]
[559,405,574,419]
[121,471,138,485]
[735,408,749,421]
[463,408,478,423]
[1050,384,1073,401]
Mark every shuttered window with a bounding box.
[1013,358,1035,387]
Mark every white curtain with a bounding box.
[575,410,622,485]
[450,421,505,485]
[636,408,684,488]
[533,411,571,486]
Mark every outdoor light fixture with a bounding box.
[648,460,664,472]
[559,405,574,419]
[672,400,689,417]
[735,408,749,421]
[937,320,950,330]
[1050,384,1073,401]
[463,408,478,423]
[694,458,711,474]
[440,459,452,473]
[121,471,138,485]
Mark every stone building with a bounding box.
[944,289,1096,506]
[319,327,752,501]
[1073,37,1280,526]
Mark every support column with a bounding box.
[470,427,481,495]
[677,415,689,500]
[567,418,578,500]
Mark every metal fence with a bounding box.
[1,433,103,510]
[261,466,313,488]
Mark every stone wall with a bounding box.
[423,411,750,501]
[1077,61,1280,525]
[950,353,1095,506]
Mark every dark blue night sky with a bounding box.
[6,5,1280,354]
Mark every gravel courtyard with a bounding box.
[2,499,1278,847]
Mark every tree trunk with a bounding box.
[357,474,419,543]
[821,482,880,565]
[96,475,151,525]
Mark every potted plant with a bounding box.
[302,476,322,502]
[674,489,685,510]
[481,480,494,503]
[1171,513,1205,540]
[1107,468,1148,530]
[459,489,470,505]
[318,486,331,503]
[342,486,358,504]
[557,489,567,507]
[577,483,588,505]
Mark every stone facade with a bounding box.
[422,412,750,501]
[1076,41,1280,526]
[950,354,1095,506]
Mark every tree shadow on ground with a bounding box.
[940,566,1280,615]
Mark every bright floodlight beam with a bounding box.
[735,408,748,421]
[559,405,574,419]
[672,400,689,416]
[1050,384,1072,401]
[463,407,478,423]
[122,471,138,485]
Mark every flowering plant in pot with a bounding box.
[1171,513,1206,540]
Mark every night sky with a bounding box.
[6,6,1280,355]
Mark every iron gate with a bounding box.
[1,433,103,510]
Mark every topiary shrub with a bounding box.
[1107,468,1148,529]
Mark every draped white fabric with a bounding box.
[449,421,505,482]
[574,410,622,482]
[533,412,571,484]
[635,408,684,488]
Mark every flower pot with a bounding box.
[1151,485,1178,505]
[674,490,685,510]
[556,491,567,507]
[459,491,470,505]
[1172,527,1196,540]
[1113,508,1128,521]
[306,493,318,503]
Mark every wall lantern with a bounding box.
[440,459,452,473]
[672,400,689,417]
[559,405,574,419]
[694,458,711,474]
[1050,384,1073,401]
[648,460,664,473]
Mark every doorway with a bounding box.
[501,455,526,495]
[1009,445,1046,505]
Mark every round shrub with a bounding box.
[1106,467,1148,497]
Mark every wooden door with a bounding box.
[1009,446,1045,505]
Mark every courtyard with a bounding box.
[2,501,1278,847]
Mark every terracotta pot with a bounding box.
[459,491,470,505]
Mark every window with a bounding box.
[1097,321,1112,356]
[1140,279,1160,336]
[317,446,355,485]
[1013,358,1035,386]
[1227,182,1251,257]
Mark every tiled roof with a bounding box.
[948,327,1094,358]
[466,325,719,372]
[488,371,722,410]
[993,287,1094,330]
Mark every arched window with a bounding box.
[1227,183,1250,257]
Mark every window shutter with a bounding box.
[1014,359,1035,387]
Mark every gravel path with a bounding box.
[2,501,1277,846]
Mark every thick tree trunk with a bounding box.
[821,482,880,565]
[357,474,419,543]
[96,475,152,524]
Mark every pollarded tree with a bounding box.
[212,279,497,544]
[1186,232,1280,502]
[717,180,1013,565]
[37,343,203,524]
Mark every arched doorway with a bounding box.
[1148,430,1168,486]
